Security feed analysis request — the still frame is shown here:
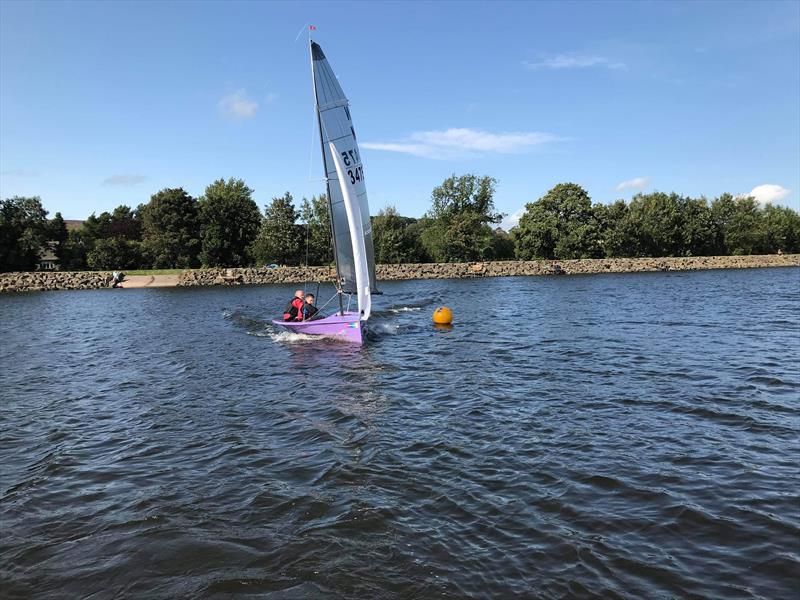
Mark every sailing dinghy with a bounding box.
[272,40,379,345]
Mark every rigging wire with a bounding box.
[308,93,319,182]
[293,24,307,43]
[305,220,310,267]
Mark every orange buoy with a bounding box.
[432,306,453,325]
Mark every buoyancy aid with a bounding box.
[283,297,304,321]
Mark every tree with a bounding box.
[86,238,143,270]
[405,219,432,263]
[48,212,67,243]
[593,200,630,258]
[710,194,761,255]
[0,196,49,272]
[512,183,601,260]
[300,194,333,265]
[680,198,718,256]
[760,204,800,253]
[66,206,145,271]
[618,192,687,257]
[250,192,303,265]
[420,174,501,262]
[60,229,89,271]
[81,212,110,244]
[198,178,261,267]
[48,212,69,267]
[372,206,425,263]
[140,188,201,268]
[490,227,516,260]
[106,205,142,240]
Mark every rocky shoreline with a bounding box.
[1,254,797,293]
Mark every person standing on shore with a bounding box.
[283,290,305,321]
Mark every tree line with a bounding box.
[1,175,798,272]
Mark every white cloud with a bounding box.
[524,54,626,71]
[362,128,561,159]
[616,176,650,191]
[102,174,147,187]
[361,142,436,158]
[744,184,791,204]
[219,89,259,119]
[500,207,526,231]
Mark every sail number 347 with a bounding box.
[346,165,364,185]
[341,150,364,185]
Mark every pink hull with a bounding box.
[271,311,365,345]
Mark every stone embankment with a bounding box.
[0,270,115,293]
[1,255,798,293]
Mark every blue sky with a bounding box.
[1,0,798,226]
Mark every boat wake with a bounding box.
[265,330,323,343]
[224,309,259,326]
[368,322,400,336]
[225,311,335,343]
[373,304,425,318]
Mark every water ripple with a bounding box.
[1,268,799,598]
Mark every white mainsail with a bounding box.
[329,141,371,319]
[310,41,378,300]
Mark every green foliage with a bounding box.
[420,174,501,262]
[199,178,261,267]
[421,212,496,262]
[48,212,69,265]
[593,200,630,257]
[513,183,601,259]
[251,192,303,266]
[372,206,425,263]
[86,238,143,270]
[711,194,763,255]
[79,213,104,255]
[48,212,68,243]
[510,187,794,259]
[60,229,89,271]
[429,174,500,219]
[595,192,720,258]
[8,180,799,271]
[680,198,718,256]
[405,219,432,262]
[60,205,144,270]
[106,205,142,240]
[140,188,201,268]
[760,204,800,253]
[300,194,333,265]
[621,192,690,257]
[490,228,516,260]
[0,196,49,272]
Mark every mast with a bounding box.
[309,39,345,315]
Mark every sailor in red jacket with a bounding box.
[283,289,305,321]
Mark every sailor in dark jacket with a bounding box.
[302,294,319,321]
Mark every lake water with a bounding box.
[1,268,798,599]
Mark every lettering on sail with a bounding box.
[339,147,364,186]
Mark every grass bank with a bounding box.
[123,269,185,276]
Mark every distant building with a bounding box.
[37,219,84,271]
[38,242,59,271]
